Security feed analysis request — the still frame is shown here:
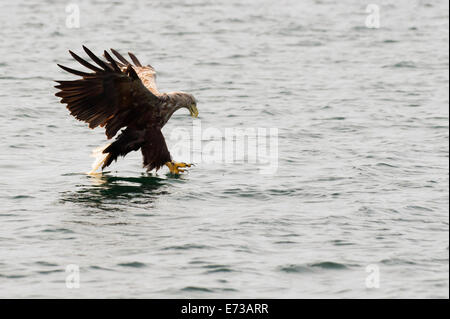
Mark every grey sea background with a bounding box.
[0,0,448,298]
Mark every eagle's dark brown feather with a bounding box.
[102,128,142,168]
[110,48,159,95]
[141,128,172,171]
[110,48,131,66]
[100,127,171,171]
[128,52,142,67]
[55,46,159,139]
[68,50,103,72]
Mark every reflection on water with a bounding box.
[60,173,171,211]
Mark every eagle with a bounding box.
[54,46,198,174]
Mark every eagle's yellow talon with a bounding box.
[165,161,193,174]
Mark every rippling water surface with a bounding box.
[0,0,448,298]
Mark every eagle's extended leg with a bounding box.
[87,128,145,175]
[165,161,193,174]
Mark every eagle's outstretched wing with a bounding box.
[109,49,160,96]
[55,46,160,139]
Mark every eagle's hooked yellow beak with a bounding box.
[189,104,199,118]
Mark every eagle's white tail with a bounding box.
[87,143,111,175]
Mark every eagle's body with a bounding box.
[54,46,198,174]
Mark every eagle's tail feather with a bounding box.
[88,143,111,175]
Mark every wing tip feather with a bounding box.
[128,52,142,67]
